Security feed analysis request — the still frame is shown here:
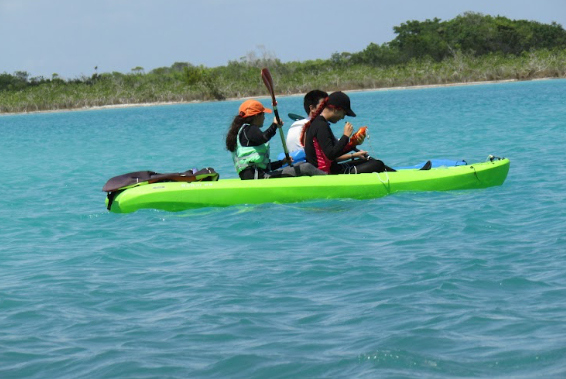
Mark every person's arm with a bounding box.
[315,122,349,161]
[270,159,284,170]
[336,150,370,162]
[241,123,278,146]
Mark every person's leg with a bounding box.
[333,159,395,174]
[280,162,327,177]
[239,167,256,180]
[264,170,284,179]
[239,167,270,179]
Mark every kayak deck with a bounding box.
[108,158,510,213]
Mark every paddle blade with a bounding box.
[260,68,289,163]
[261,68,276,104]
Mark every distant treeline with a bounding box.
[345,11,566,65]
[1,12,566,113]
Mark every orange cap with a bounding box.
[238,99,272,118]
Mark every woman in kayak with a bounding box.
[301,91,396,174]
[226,99,325,180]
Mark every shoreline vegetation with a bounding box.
[0,78,554,117]
[1,12,565,115]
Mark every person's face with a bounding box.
[252,112,266,126]
[328,108,346,123]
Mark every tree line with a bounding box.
[1,12,565,113]
[344,11,566,66]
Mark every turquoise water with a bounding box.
[1,79,566,379]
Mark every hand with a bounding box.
[352,126,367,145]
[274,117,284,127]
[354,150,370,160]
[343,122,354,138]
[282,156,294,165]
[355,134,366,145]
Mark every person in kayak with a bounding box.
[286,89,328,152]
[301,91,396,174]
[226,99,325,180]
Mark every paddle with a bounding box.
[288,113,304,121]
[261,68,292,166]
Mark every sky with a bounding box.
[1,0,565,79]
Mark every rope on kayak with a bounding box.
[471,165,479,181]
[374,170,390,184]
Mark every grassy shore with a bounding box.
[0,78,542,117]
[1,49,565,115]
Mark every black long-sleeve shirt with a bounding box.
[304,116,349,172]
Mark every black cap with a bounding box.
[327,91,356,117]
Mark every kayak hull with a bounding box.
[108,158,510,213]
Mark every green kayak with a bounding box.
[106,157,510,213]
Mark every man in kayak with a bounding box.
[226,99,325,180]
[286,89,328,152]
[301,91,396,174]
